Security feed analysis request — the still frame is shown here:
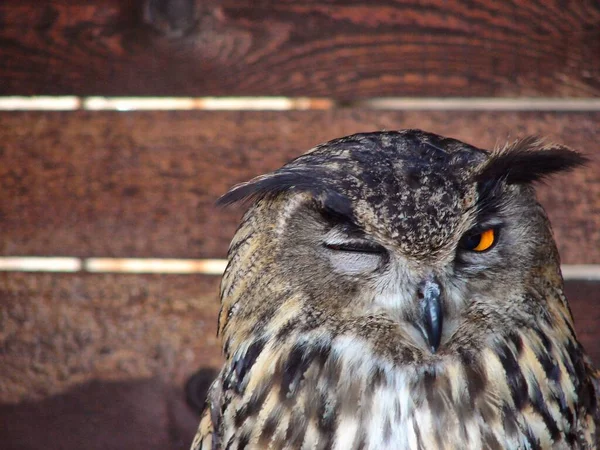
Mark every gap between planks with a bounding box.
[0,257,599,280]
[3,97,600,111]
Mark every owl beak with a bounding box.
[418,277,443,353]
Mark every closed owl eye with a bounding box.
[324,241,386,254]
[459,227,499,252]
[322,234,387,274]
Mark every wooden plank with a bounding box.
[1,1,599,98]
[566,280,600,367]
[0,272,222,403]
[1,110,599,262]
[0,274,597,406]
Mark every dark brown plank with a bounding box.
[1,1,600,97]
[565,280,600,368]
[1,110,599,262]
[0,272,222,403]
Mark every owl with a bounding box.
[191,130,599,449]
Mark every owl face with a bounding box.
[220,130,583,358]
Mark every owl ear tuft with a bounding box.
[476,137,588,185]
[217,171,354,221]
[217,169,353,214]
[217,171,316,206]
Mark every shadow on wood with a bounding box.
[0,378,204,450]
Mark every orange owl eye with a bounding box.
[459,228,497,252]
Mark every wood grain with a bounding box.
[1,1,599,98]
[1,110,599,263]
[0,272,222,403]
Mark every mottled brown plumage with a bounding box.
[192,130,598,449]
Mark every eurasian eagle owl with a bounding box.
[192,130,598,449]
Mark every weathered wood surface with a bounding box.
[1,110,599,263]
[1,1,599,98]
[0,274,597,405]
[0,272,222,403]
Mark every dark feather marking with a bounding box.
[561,346,577,380]
[507,331,524,355]
[354,430,367,449]
[302,375,323,420]
[208,379,224,434]
[532,332,576,432]
[563,317,578,341]
[224,436,236,450]
[475,177,505,224]
[227,233,252,258]
[533,342,574,427]
[566,429,577,447]
[522,424,542,450]
[569,341,600,419]
[280,343,331,399]
[225,338,266,394]
[286,411,308,448]
[299,342,338,442]
[461,351,487,406]
[423,369,451,447]
[423,369,449,415]
[234,381,270,428]
[532,329,562,383]
[280,345,309,399]
[217,170,356,229]
[218,171,319,206]
[581,377,599,416]
[258,410,280,447]
[223,337,232,359]
[530,379,561,441]
[233,405,246,428]
[533,327,552,351]
[316,190,356,226]
[274,318,301,342]
[502,404,519,437]
[474,138,587,226]
[476,137,588,185]
[317,416,334,450]
[497,342,529,410]
[412,419,425,450]
[368,365,386,389]
[236,431,250,450]
[566,340,588,382]
[482,430,503,450]
[317,392,337,436]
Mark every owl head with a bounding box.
[192,130,600,449]
[217,130,586,363]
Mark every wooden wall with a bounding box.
[2,1,600,98]
[0,1,599,448]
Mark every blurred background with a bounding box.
[0,1,599,448]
